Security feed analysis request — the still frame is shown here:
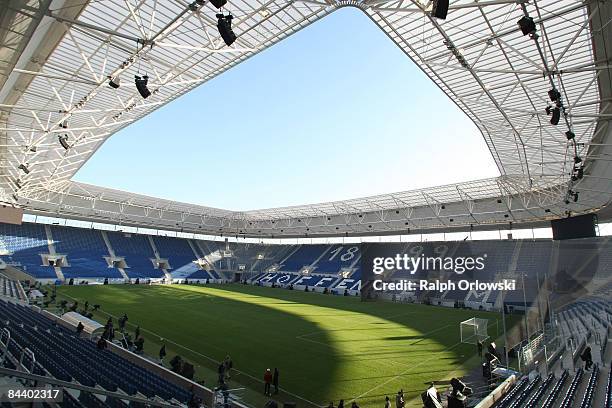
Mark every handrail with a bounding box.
[0,327,10,365]
[0,366,186,407]
[19,347,36,374]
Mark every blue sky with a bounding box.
[74,7,499,211]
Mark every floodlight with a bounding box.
[431,0,449,19]
[217,13,237,46]
[109,76,120,89]
[574,156,582,164]
[58,134,70,150]
[135,75,151,98]
[517,16,536,36]
[550,107,560,125]
[18,164,30,174]
[565,130,575,140]
[210,0,227,8]
[548,88,561,103]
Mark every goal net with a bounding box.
[460,317,489,345]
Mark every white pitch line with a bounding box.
[351,339,466,402]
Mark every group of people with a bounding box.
[263,368,280,396]
[217,355,234,386]
[98,314,146,355]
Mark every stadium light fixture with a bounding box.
[565,130,575,140]
[517,16,536,36]
[546,106,560,125]
[574,156,582,164]
[548,88,561,103]
[135,75,151,98]
[431,0,449,19]
[210,0,227,8]
[58,134,71,150]
[108,76,120,89]
[216,13,237,46]
[18,163,30,174]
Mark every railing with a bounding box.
[0,327,10,365]
[19,347,36,374]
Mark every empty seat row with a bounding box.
[524,373,554,407]
[559,369,584,408]
[492,377,528,408]
[605,362,612,408]
[579,365,599,408]
[541,370,568,408]
[506,376,540,408]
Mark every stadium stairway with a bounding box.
[99,231,130,280]
[43,225,65,282]
[147,236,173,282]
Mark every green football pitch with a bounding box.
[56,284,503,408]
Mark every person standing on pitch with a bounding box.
[159,341,167,365]
[272,368,280,394]
[477,340,483,357]
[217,363,225,386]
[263,368,272,396]
[395,390,405,408]
[384,396,391,408]
[224,355,233,380]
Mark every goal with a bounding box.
[460,317,489,345]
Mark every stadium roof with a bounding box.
[1,0,611,237]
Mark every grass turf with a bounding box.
[56,284,503,408]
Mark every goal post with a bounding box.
[460,317,489,345]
